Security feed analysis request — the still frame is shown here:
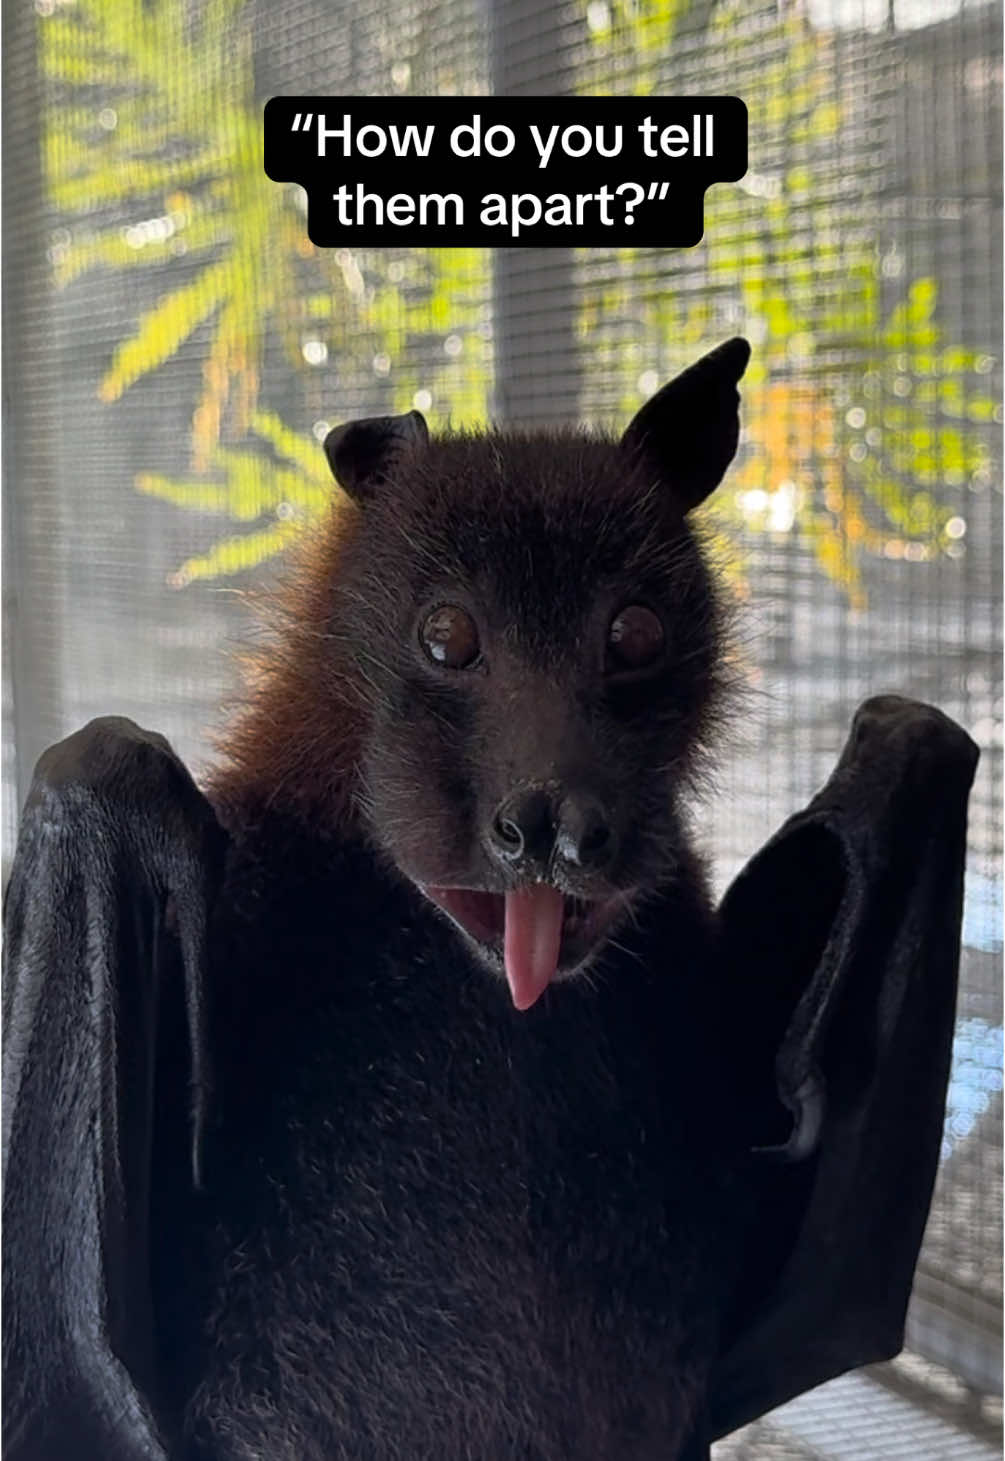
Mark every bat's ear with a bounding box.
[323,410,429,501]
[620,337,751,513]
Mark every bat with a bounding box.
[2,340,979,1460]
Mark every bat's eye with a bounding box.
[420,605,481,669]
[606,605,665,673]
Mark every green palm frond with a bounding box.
[168,522,303,587]
[139,410,335,584]
[98,259,231,401]
[42,0,494,473]
[581,5,998,599]
[41,0,307,462]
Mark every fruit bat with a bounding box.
[2,340,979,1460]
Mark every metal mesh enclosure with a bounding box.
[3,0,1001,1453]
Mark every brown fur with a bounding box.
[210,498,368,831]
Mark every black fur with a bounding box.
[165,825,744,1460]
[331,432,729,895]
[171,342,749,1457]
[3,340,976,1461]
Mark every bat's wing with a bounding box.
[2,718,226,1460]
[707,695,980,1441]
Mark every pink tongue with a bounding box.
[503,886,565,1011]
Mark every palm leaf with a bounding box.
[250,411,332,480]
[98,259,230,402]
[171,522,301,587]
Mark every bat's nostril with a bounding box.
[555,795,616,872]
[488,788,553,867]
[495,816,524,853]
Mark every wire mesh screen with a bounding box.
[2,0,1002,1454]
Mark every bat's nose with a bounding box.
[487,787,616,876]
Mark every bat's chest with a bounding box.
[165,878,737,1460]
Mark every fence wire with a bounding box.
[3,0,1001,1452]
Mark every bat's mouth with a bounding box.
[421,883,627,1011]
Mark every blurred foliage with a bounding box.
[583,0,695,65]
[581,0,716,86]
[581,3,997,602]
[40,0,996,593]
[44,0,296,467]
[41,0,491,486]
[135,410,328,586]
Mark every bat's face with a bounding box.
[331,435,731,1009]
[323,341,747,1007]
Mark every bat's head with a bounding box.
[318,339,749,1008]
